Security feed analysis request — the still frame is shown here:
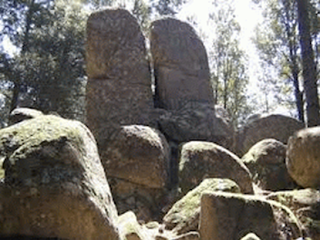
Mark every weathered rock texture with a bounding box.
[9,107,44,125]
[0,115,120,240]
[236,114,305,156]
[108,177,171,221]
[158,102,234,148]
[286,126,320,188]
[163,178,240,235]
[150,18,214,110]
[267,188,320,240]
[100,125,170,221]
[241,139,296,191]
[102,125,170,188]
[86,9,154,144]
[118,211,149,240]
[199,192,302,240]
[149,18,233,149]
[179,141,253,194]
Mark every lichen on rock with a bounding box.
[0,114,120,240]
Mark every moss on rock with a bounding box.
[163,178,240,235]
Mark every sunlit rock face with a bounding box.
[199,192,302,240]
[286,126,320,188]
[0,115,120,240]
[86,8,154,145]
[150,17,214,111]
[179,141,253,195]
[236,114,305,156]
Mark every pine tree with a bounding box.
[297,0,320,126]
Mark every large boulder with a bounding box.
[236,114,304,156]
[86,9,154,144]
[158,102,234,148]
[149,18,232,150]
[267,189,320,240]
[286,127,320,188]
[102,125,170,188]
[108,176,169,222]
[179,141,253,194]
[150,18,214,110]
[199,192,302,240]
[101,125,170,221]
[0,115,120,240]
[241,139,296,191]
[163,178,240,235]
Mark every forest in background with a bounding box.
[0,0,319,129]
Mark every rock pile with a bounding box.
[4,7,320,240]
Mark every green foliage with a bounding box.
[0,0,88,122]
[150,0,187,16]
[252,0,305,121]
[209,0,252,127]
[132,0,152,32]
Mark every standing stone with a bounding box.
[86,8,154,144]
[150,18,214,110]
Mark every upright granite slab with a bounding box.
[150,18,214,110]
[86,8,154,144]
[149,18,232,148]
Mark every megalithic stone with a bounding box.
[86,8,154,144]
[150,18,214,110]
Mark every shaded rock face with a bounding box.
[0,115,120,240]
[179,141,253,194]
[163,178,240,235]
[108,177,169,222]
[149,18,234,150]
[267,189,320,240]
[286,127,320,188]
[236,114,305,156]
[9,108,44,125]
[150,18,214,110]
[199,192,302,240]
[158,102,234,148]
[101,125,170,221]
[241,139,296,191]
[86,8,154,144]
[102,125,170,188]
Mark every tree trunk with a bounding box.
[282,0,304,123]
[297,0,320,127]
